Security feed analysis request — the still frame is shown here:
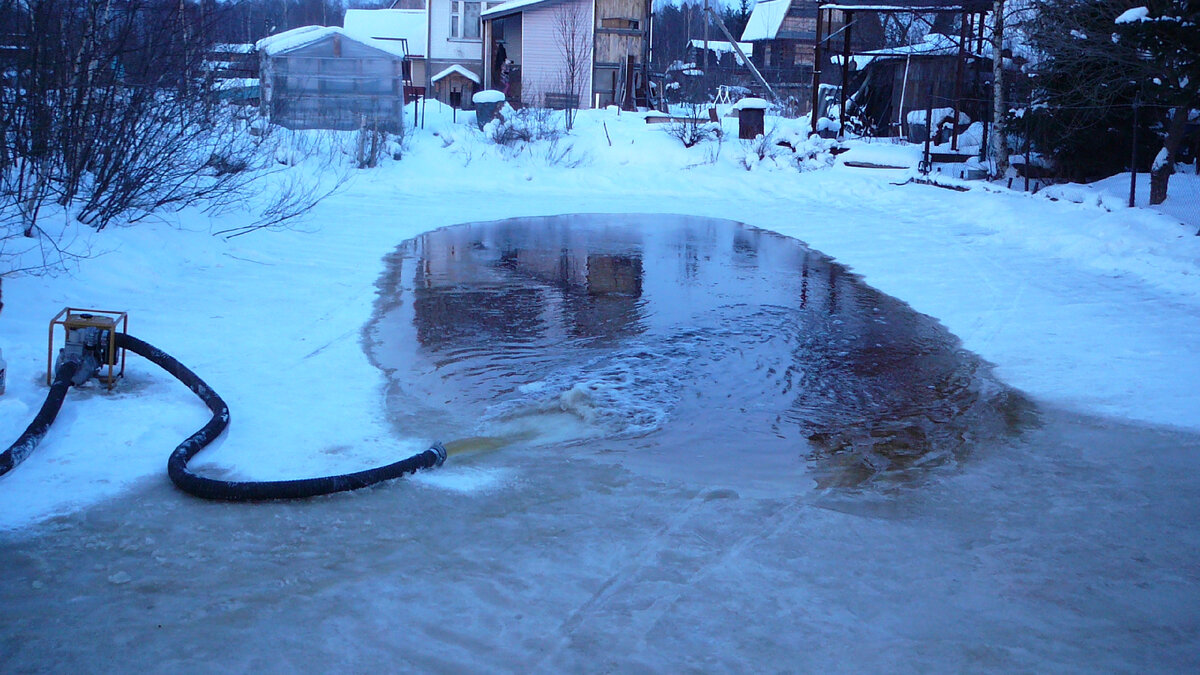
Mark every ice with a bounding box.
[2,101,1199,669]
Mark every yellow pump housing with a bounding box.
[48,308,127,390]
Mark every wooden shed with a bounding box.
[848,34,987,138]
[257,26,411,132]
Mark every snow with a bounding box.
[740,0,789,42]
[1151,147,1170,171]
[852,33,983,69]
[256,25,413,59]
[2,104,1200,669]
[431,64,481,85]
[907,107,970,126]
[481,0,558,19]
[1115,6,1151,23]
[212,43,255,54]
[732,97,769,110]
[472,89,506,104]
[343,8,428,57]
[689,39,751,65]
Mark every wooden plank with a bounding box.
[843,160,911,169]
[644,115,709,124]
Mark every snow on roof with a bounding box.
[851,33,984,68]
[741,0,789,42]
[432,64,481,85]
[1115,6,1150,23]
[343,9,427,56]
[818,0,990,10]
[482,0,568,19]
[732,97,769,110]
[255,26,329,55]
[689,39,751,65]
[212,43,255,54]
[256,25,412,59]
[689,39,752,55]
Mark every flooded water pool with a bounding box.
[2,215,1198,672]
[367,214,1027,488]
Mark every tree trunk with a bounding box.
[1149,105,1189,206]
[989,0,1009,176]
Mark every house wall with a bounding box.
[519,0,594,109]
[592,0,648,107]
[428,1,510,100]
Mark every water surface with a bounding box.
[367,214,1027,487]
[3,215,1197,672]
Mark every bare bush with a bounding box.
[664,103,722,148]
[487,107,562,147]
[0,0,294,271]
[551,2,592,130]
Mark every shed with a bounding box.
[848,33,987,138]
[257,26,411,131]
[431,65,482,108]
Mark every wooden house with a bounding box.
[740,0,824,103]
[257,26,412,131]
[480,0,652,110]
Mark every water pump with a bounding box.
[3,307,447,499]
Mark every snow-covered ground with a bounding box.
[2,103,1199,670]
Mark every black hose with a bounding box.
[1,333,445,501]
[0,360,80,478]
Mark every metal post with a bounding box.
[811,7,824,135]
[1130,95,1139,207]
[922,84,935,175]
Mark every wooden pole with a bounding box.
[839,11,852,138]
[705,7,776,101]
[951,9,967,151]
[1129,96,1139,207]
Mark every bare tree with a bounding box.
[0,0,284,273]
[552,1,592,130]
[990,0,1010,176]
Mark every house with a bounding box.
[741,0,889,106]
[257,26,412,131]
[479,0,652,110]
[341,2,505,108]
[740,0,820,96]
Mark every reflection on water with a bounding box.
[367,214,1030,485]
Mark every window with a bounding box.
[451,1,482,40]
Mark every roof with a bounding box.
[343,9,427,56]
[212,43,255,54]
[689,39,751,65]
[431,64,481,84]
[851,33,987,68]
[741,0,789,42]
[256,25,413,59]
[482,0,570,20]
[817,0,991,11]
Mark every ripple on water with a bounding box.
[367,214,1032,486]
